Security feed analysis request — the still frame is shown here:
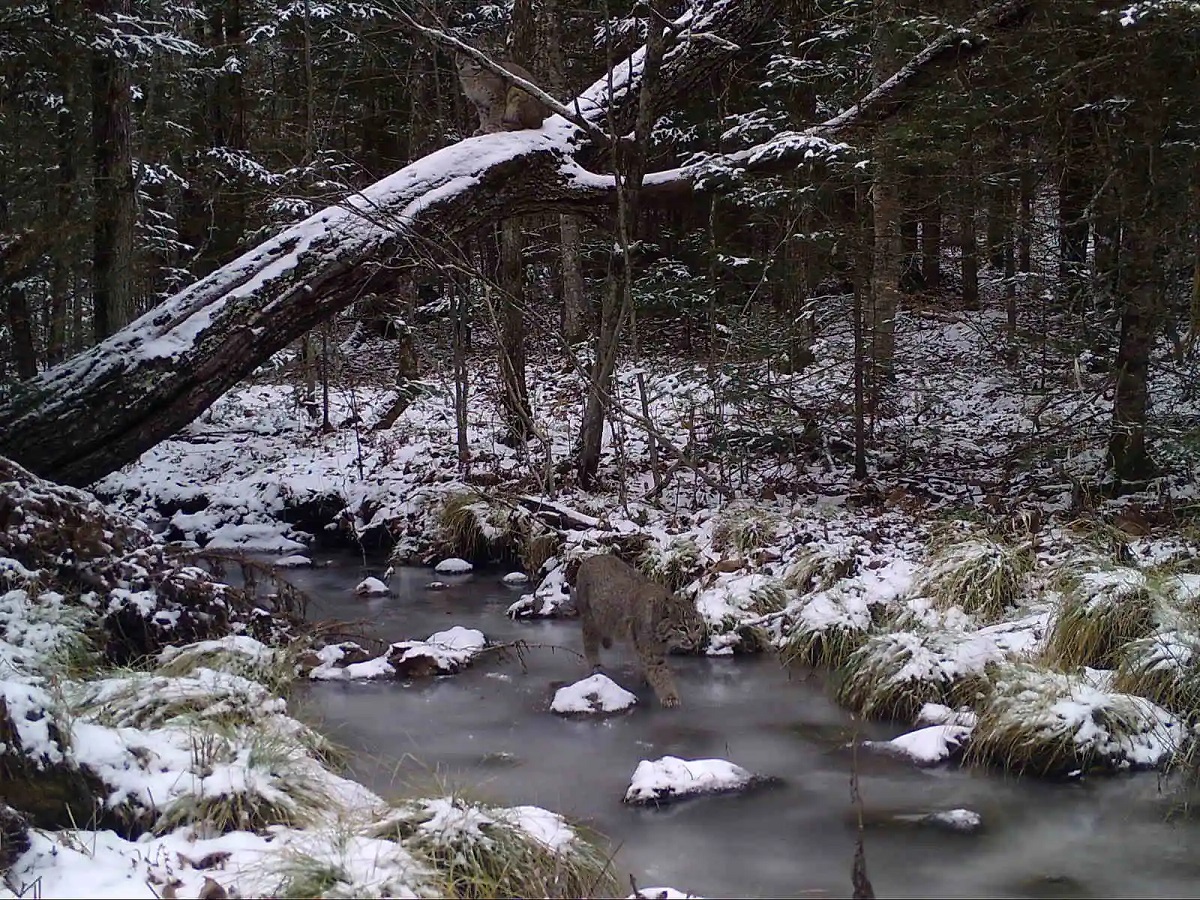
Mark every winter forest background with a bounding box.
[2,1,1200,898]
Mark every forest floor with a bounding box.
[4,291,1200,899]
[93,286,1200,769]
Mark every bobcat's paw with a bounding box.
[659,692,681,709]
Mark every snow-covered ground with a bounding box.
[9,300,1198,897]
[0,460,615,900]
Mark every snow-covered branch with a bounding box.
[0,0,1030,487]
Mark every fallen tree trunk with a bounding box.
[0,0,1028,487]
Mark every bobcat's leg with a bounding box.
[634,631,680,708]
[581,614,603,673]
[644,657,681,708]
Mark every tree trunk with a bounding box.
[921,196,941,289]
[1107,155,1162,486]
[961,146,980,311]
[47,2,75,366]
[453,275,470,470]
[498,219,533,442]
[578,0,674,488]
[0,199,39,379]
[89,0,136,340]
[986,181,1008,271]
[560,215,587,344]
[868,0,901,400]
[3,289,38,380]
[539,0,588,348]
[1018,158,1034,274]
[853,181,869,480]
[1058,119,1091,311]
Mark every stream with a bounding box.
[282,553,1200,899]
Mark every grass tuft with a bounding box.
[156,635,299,696]
[968,661,1186,777]
[915,535,1034,620]
[781,590,873,669]
[747,579,788,616]
[274,854,349,899]
[436,492,533,565]
[835,628,994,721]
[638,538,701,593]
[782,544,861,596]
[520,527,562,578]
[158,732,334,837]
[1044,567,1157,669]
[712,507,780,556]
[373,797,616,900]
[1114,626,1200,717]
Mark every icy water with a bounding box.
[285,554,1200,899]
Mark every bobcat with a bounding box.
[456,55,549,136]
[573,553,707,708]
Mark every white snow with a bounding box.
[865,724,973,766]
[354,576,390,595]
[503,571,530,584]
[434,557,474,574]
[307,626,486,681]
[508,559,573,618]
[273,554,312,567]
[893,808,983,833]
[624,756,764,805]
[551,673,639,714]
[916,702,978,728]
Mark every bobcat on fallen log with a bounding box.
[573,553,706,708]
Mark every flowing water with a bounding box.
[283,553,1200,899]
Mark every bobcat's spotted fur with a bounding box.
[573,553,706,708]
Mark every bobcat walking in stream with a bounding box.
[574,554,707,708]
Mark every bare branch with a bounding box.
[385,1,612,146]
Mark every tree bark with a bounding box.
[498,219,534,442]
[961,141,980,311]
[89,0,137,340]
[1107,148,1162,485]
[0,0,1031,487]
[921,195,941,289]
[867,0,902,400]
[1058,117,1091,311]
[560,215,588,344]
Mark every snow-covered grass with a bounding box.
[836,627,996,721]
[914,532,1035,621]
[1043,566,1160,669]
[711,505,782,557]
[1114,623,1200,716]
[638,536,703,593]
[370,796,617,898]
[967,661,1187,777]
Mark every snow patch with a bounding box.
[551,674,638,714]
[623,756,772,805]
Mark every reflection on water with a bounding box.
[282,553,1200,899]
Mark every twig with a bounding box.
[384,1,612,146]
